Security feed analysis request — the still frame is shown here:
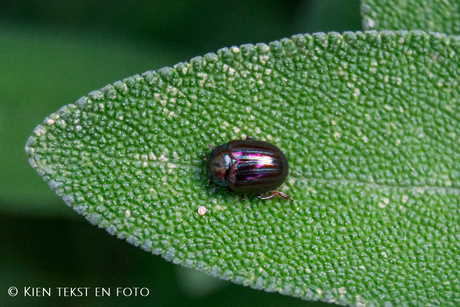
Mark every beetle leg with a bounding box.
[200,153,208,160]
[257,191,293,201]
[242,194,248,201]
[245,136,253,140]
[208,144,214,150]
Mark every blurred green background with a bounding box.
[0,0,360,306]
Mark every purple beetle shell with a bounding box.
[206,140,289,194]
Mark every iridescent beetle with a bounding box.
[204,137,292,200]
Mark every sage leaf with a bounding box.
[27,31,460,306]
[362,0,460,34]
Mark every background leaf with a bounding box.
[295,0,361,33]
[26,31,460,306]
[361,0,460,34]
[0,23,185,215]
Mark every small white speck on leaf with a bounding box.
[353,88,360,99]
[158,155,169,162]
[34,125,46,136]
[367,18,375,28]
[125,210,131,218]
[198,206,207,216]
[259,55,269,65]
[167,163,177,174]
[379,202,385,208]
[334,132,340,138]
[395,139,401,146]
[402,195,408,203]
[75,141,83,149]
[362,136,368,143]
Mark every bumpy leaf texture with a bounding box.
[26,31,460,306]
[361,0,460,34]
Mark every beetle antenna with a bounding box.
[208,144,214,150]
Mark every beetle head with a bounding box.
[206,144,231,187]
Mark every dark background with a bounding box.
[0,0,361,306]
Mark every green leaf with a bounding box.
[361,0,460,34]
[26,31,460,306]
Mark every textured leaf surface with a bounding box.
[26,31,460,306]
[361,0,460,34]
